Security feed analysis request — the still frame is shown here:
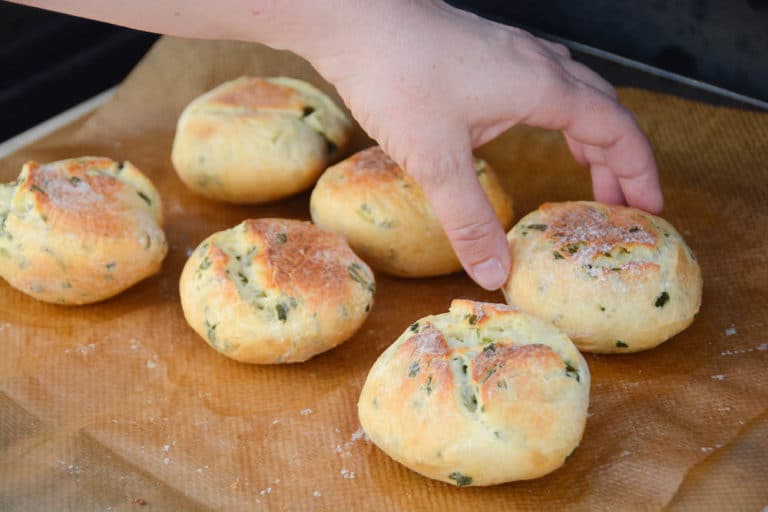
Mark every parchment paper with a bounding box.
[1,37,766,511]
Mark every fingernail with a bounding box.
[471,257,507,291]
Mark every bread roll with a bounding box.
[0,157,167,305]
[503,201,702,353]
[310,146,514,277]
[359,299,589,486]
[179,218,375,363]
[172,76,353,203]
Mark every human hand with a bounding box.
[306,1,662,290]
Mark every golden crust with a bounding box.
[179,219,375,364]
[503,201,703,353]
[310,146,515,277]
[0,157,167,305]
[358,299,589,487]
[171,76,353,204]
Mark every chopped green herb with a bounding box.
[410,322,419,332]
[325,139,338,154]
[423,375,433,395]
[68,176,81,185]
[611,267,622,272]
[462,388,477,412]
[372,398,379,409]
[629,226,640,233]
[468,314,478,325]
[237,271,248,284]
[275,233,287,245]
[461,364,468,375]
[205,320,218,344]
[105,261,116,270]
[604,252,612,257]
[348,263,375,294]
[565,243,581,254]
[600,306,606,312]
[276,303,288,322]
[144,234,151,249]
[564,362,580,382]
[365,303,370,312]
[136,191,152,206]
[476,167,485,177]
[616,340,629,348]
[480,337,494,344]
[480,367,497,384]
[553,251,564,260]
[62,281,72,289]
[408,361,420,378]
[199,256,211,271]
[496,380,507,390]
[30,184,46,195]
[654,291,670,308]
[526,224,548,231]
[357,203,375,223]
[448,472,472,487]
[619,246,630,255]
[493,431,501,439]
[482,343,496,354]
[302,105,315,117]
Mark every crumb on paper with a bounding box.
[162,444,170,452]
[0,322,12,332]
[725,325,737,336]
[313,491,321,497]
[147,359,157,369]
[721,343,767,356]
[230,478,240,490]
[334,428,341,433]
[272,419,280,425]
[163,457,170,465]
[300,408,313,416]
[132,497,147,506]
[186,247,194,257]
[350,426,369,443]
[259,487,273,496]
[129,338,140,351]
[340,468,355,479]
[58,460,83,477]
[65,342,97,357]
[718,406,732,413]
[700,447,713,453]
[620,450,631,457]
[711,374,725,381]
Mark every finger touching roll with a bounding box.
[172,76,353,204]
[503,201,702,353]
[309,146,514,277]
[0,157,167,305]
[358,299,590,486]
[179,219,375,364]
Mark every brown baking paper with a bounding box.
[1,37,767,511]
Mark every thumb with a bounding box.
[402,136,510,290]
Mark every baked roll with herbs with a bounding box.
[0,157,167,305]
[310,146,514,277]
[358,300,589,487]
[171,76,352,204]
[503,201,702,353]
[179,218,375,364]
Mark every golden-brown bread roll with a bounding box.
[503,201,702,353]
[358,299,589,486]
[171,76,353,204]
[179,218,375,364]
[310,146,514,277]
[0,157,167,305]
